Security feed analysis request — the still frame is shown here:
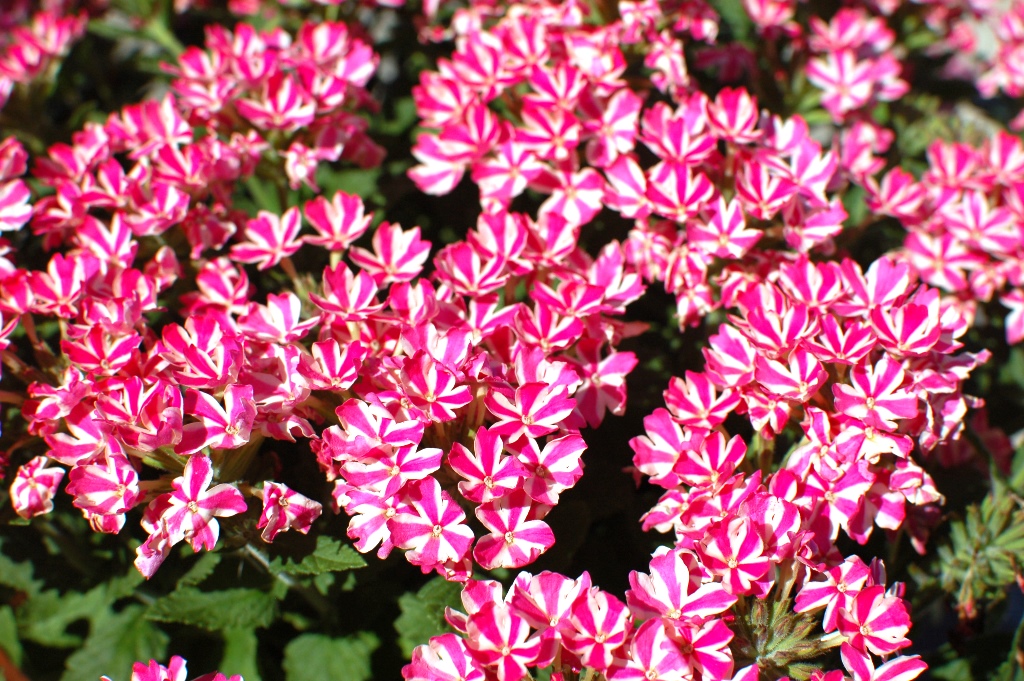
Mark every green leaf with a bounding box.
[60,605,168,681]
[244,176,282,213]
[315,167,381,202]
[24,588,112,646]
[842,185,868,229]
[221,629,262,681]
[148,588,277,631]
[394,577,464,658]
[0,606,21,667]
[930,657,974,681]
[272,536,366,576]
[713,0,752,41]
[179,553,222,587]
[20,567,144,648]
[283,632,379,681]
[374,97,419,137]
[0,543,42,595]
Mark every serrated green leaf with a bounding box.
[283,632,379,681]
[20,565,144,648]
[179,553,222,587]
[312,572,334,595]
[394,577,464,658]
[23,588,111,646]
[221,629,262,681]
[148,588,277,631]
[0,606,21,667]
[60,605,168,681]
[272,536,366,576]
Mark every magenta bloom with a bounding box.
[256,481,323,543]
[837,585,913,656]
[160,454,247,552]
[10,456,65,519]
[388,477,474,571]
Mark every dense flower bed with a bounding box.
[1,1,1023,681]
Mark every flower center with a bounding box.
[432,524,444,537]
[187,501,200,514]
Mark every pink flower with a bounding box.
[349,222,431,285]
[239,292,320,343]
[303,190,372,252]
[608,619,688,681]
[795,557,872,632]
[707,87,761,144]
[833,356,918,431]
[841,643,927,681]
[698,516,772,595]
[509,571,591,666]
[235,73,316,131]
[404,634,485,681]
[626,546,737,623]
[123,656,187,681]
[256,481,323,542]
[485,383,576,444]
[465,602,542,681]
[515,433,586,505]
[565,589,632,671]
[448,426,525,504]
[176,385,257,455]
[230,208,303,271]
[388,477,474,571]
[0,179,32,232]
[664,371,740,429]
[66,451,141,519]
[473,490,555,569]
[10,456,64,519]
[155,454,247,553]
[806,51,875,120]
[688,197,761,259]
[674,430,746,490]
[837,585,912,656]
[672,617,736,679]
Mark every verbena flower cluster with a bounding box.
[1,0,1022,680]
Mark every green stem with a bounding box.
[243,544,332,620]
